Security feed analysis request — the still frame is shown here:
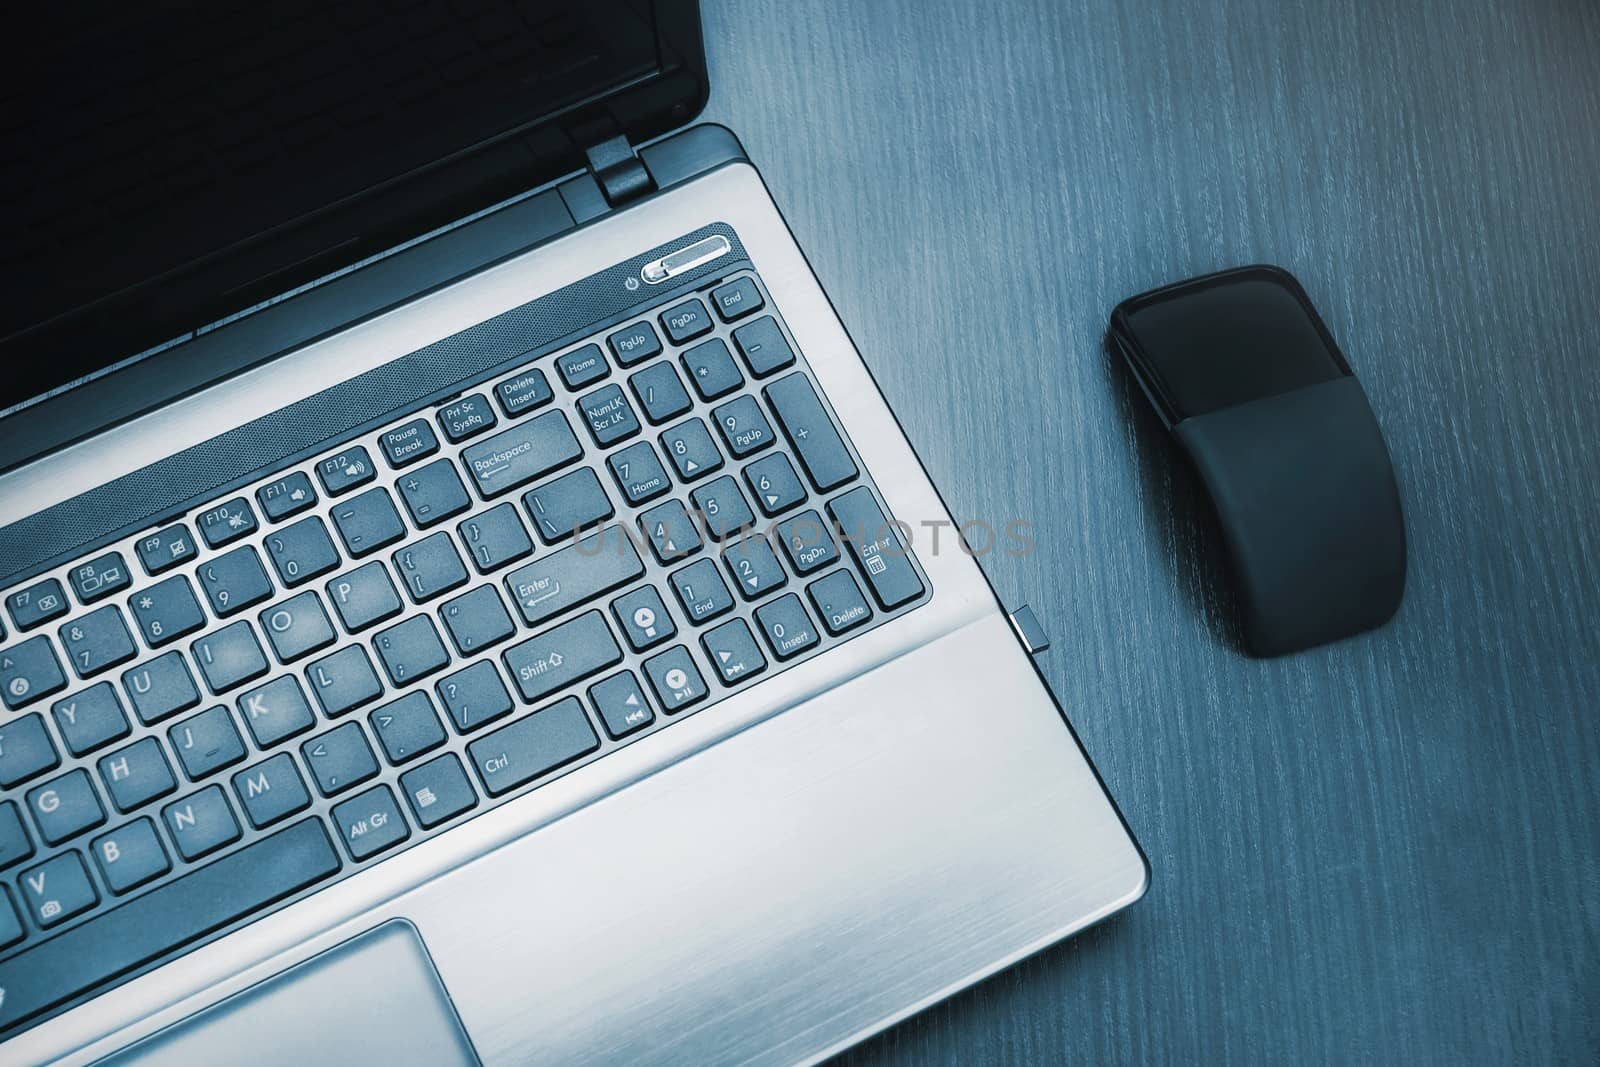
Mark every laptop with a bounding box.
[0,3,1146,1063]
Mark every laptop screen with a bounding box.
[1,0,700,416]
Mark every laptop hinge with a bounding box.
[584,135,657,208]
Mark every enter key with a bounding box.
[826,486,925,610]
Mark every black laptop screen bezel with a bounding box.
[0,0,707,419]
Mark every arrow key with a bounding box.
[588,670,655,740]
[658,417,723,482]
[700,618,768,687]
[723,535,788,601]
[742,452,807,517]
[640,499,703,564]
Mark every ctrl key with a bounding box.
[467,696,598,796]
[331,784,410,861]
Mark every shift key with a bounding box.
[502,611,622,704]
[504,526,644,627]
[459,411,583,497]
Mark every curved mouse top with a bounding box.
[1111,265,1407,657]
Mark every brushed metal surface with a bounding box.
[11,163,1142,1065]
[99,922,477,1066]
[697,0,1600,1063]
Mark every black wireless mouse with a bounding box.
[1109,265,1406,657]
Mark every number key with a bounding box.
[754,593,821,660]
[0,636,67,710]
[265,517,340,587]
[712,395,776,458]
[640,500,703,564]
[743,452,808,517]
[668,558,733,625]
[606,441,673,506]
[659,418,723,482]
[777,510,840,574]
[129,576,206,648]
[60,606,137,678]
[723,535,787,600]
[689,476,755,542]
[199,547,275,616]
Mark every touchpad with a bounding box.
[99,921,478,1066]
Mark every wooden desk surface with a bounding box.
[700,1,1600,1061]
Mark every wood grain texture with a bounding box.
[697,1,1600,1062]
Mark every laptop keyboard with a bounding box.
[0,267,929,1034]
